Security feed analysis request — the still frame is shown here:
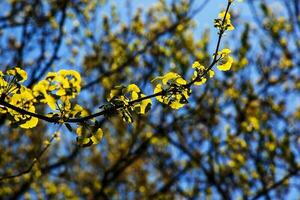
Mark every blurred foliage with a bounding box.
[0,0,300,199]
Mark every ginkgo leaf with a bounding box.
[76,136,94,147]
[169,101,183,109]
[7,88,39,129]
[217,49,233,71]
[76,126,104,147]
[161,72,178,85]
[154,84,164,103]
[90,128,103,144]
[33,69,82,110]
[153,72,189,109]
[19,116,38,129]
[127,84,140,93]
[214,11,235,31]
[6,67,27,82]
[138,95,152,114]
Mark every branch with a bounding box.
[0,133,57,181]
[186,0,232,87]
[251,168,300,200]
[27,0,68,88]
[81,0,210,91]
[149,163,191,198]
[0,1,232,127]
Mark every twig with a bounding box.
[0,1,232,127]
[0,133,57,181]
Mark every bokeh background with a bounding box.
[0,0,300,199]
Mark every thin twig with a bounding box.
[0,133,58,181]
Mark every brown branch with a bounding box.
[94,135,155,199]
[81,18,190,90]
[251,168,300,200]
[0,87,167,124]
[81,0,210,91]
[3,147,80,199]
[149,163,191,198]
[28,0,68,88]
[0,133,56,181]
[0,1,232,128]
